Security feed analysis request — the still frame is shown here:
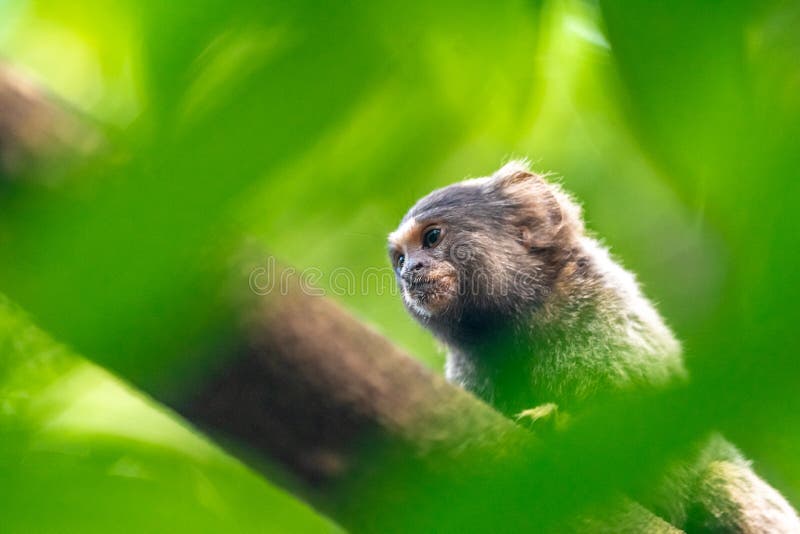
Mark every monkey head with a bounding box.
[388,161,584,342]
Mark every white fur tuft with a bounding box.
[492,158,532,180]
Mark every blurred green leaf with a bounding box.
[1,0,799,527]
[0,295,338,533]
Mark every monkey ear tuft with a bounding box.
[491,159,551,193]
[492,159,535,184]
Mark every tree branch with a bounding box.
[176,268,681,532]
[0,63,99,183]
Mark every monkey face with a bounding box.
[389,161,583,338]
[388,220,459,318]
[389,211,534,324]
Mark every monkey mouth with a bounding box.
[403,275,456,315]
[406,277,438,291]
[406,273,449,295]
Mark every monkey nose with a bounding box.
[402,261,427,283]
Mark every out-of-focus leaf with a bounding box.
[0,295,338,533]
[601,0,800,502]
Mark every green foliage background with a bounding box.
[0,0,798,531]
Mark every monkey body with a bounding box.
[446,233,683,415]
[390,160,682,415]
[389,160,800,532]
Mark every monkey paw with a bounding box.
[515,403,569,434]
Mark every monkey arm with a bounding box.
[516,402,572,435]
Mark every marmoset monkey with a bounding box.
[389,161,799,532]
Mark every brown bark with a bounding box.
[176,268,681,532]
[0,63,98,182]
[179,282,526,529]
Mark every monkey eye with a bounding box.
[422,227,442,249]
